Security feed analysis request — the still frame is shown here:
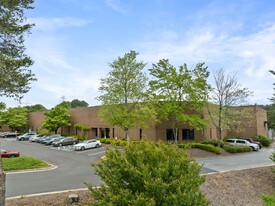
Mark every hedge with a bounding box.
[252,135,272,147]
[223,143,252,153]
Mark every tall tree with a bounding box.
[149,60,210,145]
[97,51,156,142]
[0,0,36,100]
[1,106,28,131]
[207,68,252,147]
[41,106,71,134]
[71,99,89,108]
[0,1,35,204]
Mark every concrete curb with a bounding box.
[6,163,57,175]
[6,188,88,200]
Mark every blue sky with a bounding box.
[3,0,275,109]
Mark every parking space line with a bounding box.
[76,147,105,154]
[88,151,106,156]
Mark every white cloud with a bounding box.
[30,17,90,32]
[105,0,130,15]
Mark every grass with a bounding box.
[2,156,49,171]
[262,194,275,206]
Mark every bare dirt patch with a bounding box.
[6,148,275,206]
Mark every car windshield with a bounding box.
[0,149,6,153]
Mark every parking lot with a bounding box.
[0,137,106,197]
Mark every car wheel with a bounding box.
[81,146,85,151]
[95,144,99,148]
[250,146,256,151]
[9,155,15,158]
[59,143,62,147]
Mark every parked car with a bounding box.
[17,132,37,141]
[74,139,101,151]
[29,134,44,142]
[0,149,20,158]
[0,132,19,138]
[52,137,78,147]
[239,137,262,149]
[226,138,259,151]
[41,135,60,144]
[44,136,64,145]
[36,135,49,143]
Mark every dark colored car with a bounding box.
[0,149,20,158]
[240,137,262,149]
[44,136,64,145]
[52,137,78,147]
[41,135,60,144]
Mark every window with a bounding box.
[139,129,142,140]
[182,129,194,140]
[166,129,178,141]
[236,140,245,144]
[226,139,235,143]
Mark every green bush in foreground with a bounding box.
[2,156,49,171]
[87,141,209,206]
[223,144,252,153]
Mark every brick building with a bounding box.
[27,105,268,142]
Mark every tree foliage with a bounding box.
[97,51,156,141]
[41,106,71,134]
[148,60,210,144]
[25,104,47,112]
[71,99,89,108]
[207,69,252,147]
[87,141,209,206]
[0,0,36,100]
[0,106,28,131]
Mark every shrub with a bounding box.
[270,150,275,163]
[262,194,275,206]
[222,136,239,142]
[252,135,272,147]
[200,139,224,147]
[99,138,106,143]
[87,141,209,206]
[223,144,252,153]
[190,143,221,154]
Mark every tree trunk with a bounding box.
[125,128,130,143]
[0,159,6,206]
[217,103,223,147]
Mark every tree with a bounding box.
[0,0,36,100]
[86,141,209,206]
[55,101,71,109]
[207,69,252,147]
[0,102,6,131]
[148,60,210,145]
[1,106,28,131]
[41,106,71,134]
[25,104,47,112]
[97,51,156,142]
[71,99,89,108]
[74,123,90,138]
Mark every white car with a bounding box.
[74,139,101,151]
[226,138,259,151]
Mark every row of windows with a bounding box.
[64,127,194,140]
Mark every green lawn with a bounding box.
[2,156,50,171]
